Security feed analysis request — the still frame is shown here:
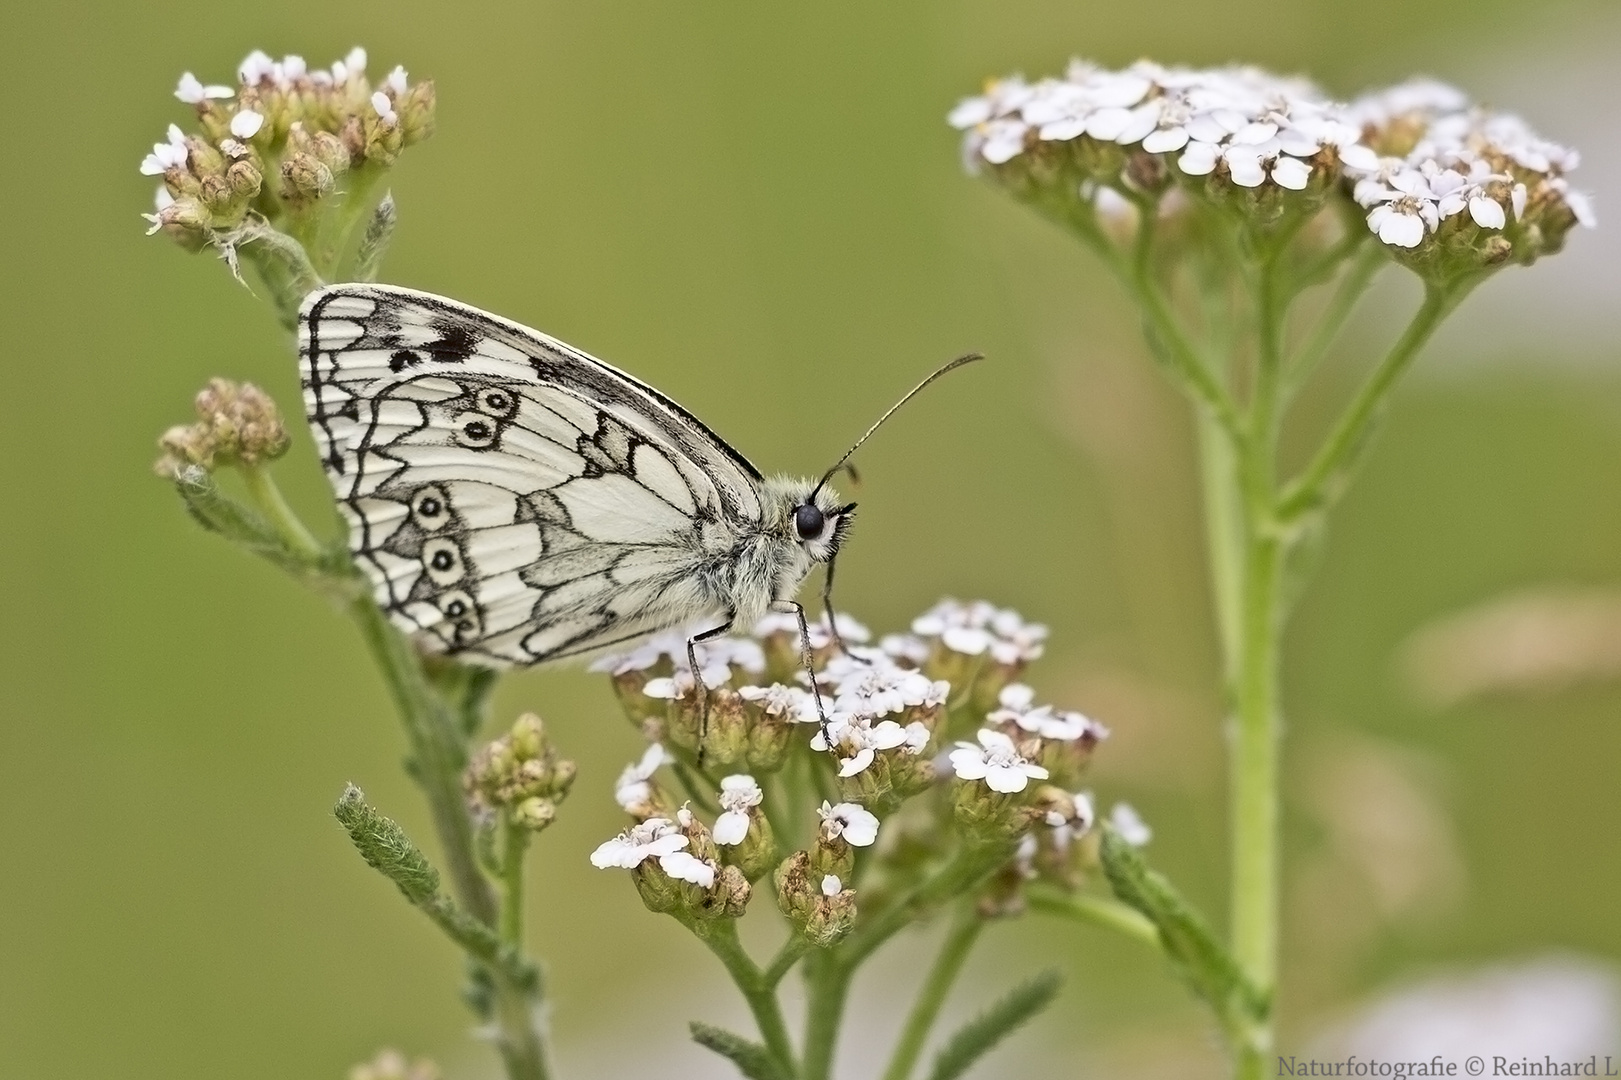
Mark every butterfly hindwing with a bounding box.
[298,284,763,666]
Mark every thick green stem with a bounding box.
[349,597,496,923]
[490,972,552,1080]
[880,902,984,1080]
[693,919,798,1078]
[1228,526,1283,1000]
[1024,885,1162,948]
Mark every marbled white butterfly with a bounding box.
[299,283,978,699]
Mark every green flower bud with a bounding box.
[400,79,436,146]
[280,152,333,205]
[226,160,262,199]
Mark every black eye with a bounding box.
[794,503,825,541]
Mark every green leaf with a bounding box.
[352,192,398,283]
[334,784,441,902]
[1098,827,1268,1040]
[333,786,540,993]
[689,1022,786,1080]
[174,467,311,576]
[926,969,1062,1080]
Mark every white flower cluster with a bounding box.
[1345,79,1593,249]
[948,61,1592,252]
[591,626,766,701]
[909,599,1048,663]
[949,60,1377,191]
[801,649,945,777]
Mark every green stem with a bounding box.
[1283,244,1386,402]
[801,841,1012,1080]
[801,950,853,1080]
[693,919,798,1078]
[238,464,323,563]
[879,902,985,1080]
[348,597,495,924]
[1024,885,1162,948]
[501,820,529,947]
[1228,525,1283,997]
[1278,282,1466,522]
[490,970,552,1080]
[764,934,813,989]
[1041,191,1244,441]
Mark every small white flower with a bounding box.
[229,109,265,139]
[386,65,409,96]
[949,729,1049,793]
[218,138,250,159]
[818,801,880,847]
[371,91,397,126]
[237,49,275,85]
[614,743,667,812]
[589,817,688,869]
[281,55,307,81]
[821,874,843,897]
[642,663,731,701]
[140,124,189,176]
[344,46,368,74]
[987,683,1101,742]
[713,774,763,846]
[174,72,233,103]
[1110,802,1152,847]
[811,711,911,777]
[659,850,716,887]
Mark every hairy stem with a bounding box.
[501,821,529,947]
[880,901,984,1080]
[801,949,853,1080]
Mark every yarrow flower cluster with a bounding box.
[139,46,434,250]
[948,60,1591,268]
[589,598,1131,938]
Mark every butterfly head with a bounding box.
[768,477,856,563]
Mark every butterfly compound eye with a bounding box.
[794,503,825,541]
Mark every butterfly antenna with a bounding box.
[811,352,986,499]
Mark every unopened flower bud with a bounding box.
[511,796,555,832]
[400,79,436,146]
[774,853,856,946]
[311,129,351,174]
[281,152,334,204]
[184,136,225,176]
[226,160,262,198]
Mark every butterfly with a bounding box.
[298,283,979,694]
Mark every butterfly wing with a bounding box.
[298,283,764,666]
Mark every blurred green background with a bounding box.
[3,1,1618,1077]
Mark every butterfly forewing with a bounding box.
[298,284,765,666]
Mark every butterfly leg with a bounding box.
[820,555,849,656]
[769,599,834,752]
[687,614,734,765]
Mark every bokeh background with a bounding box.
[3,1,1618,1077]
